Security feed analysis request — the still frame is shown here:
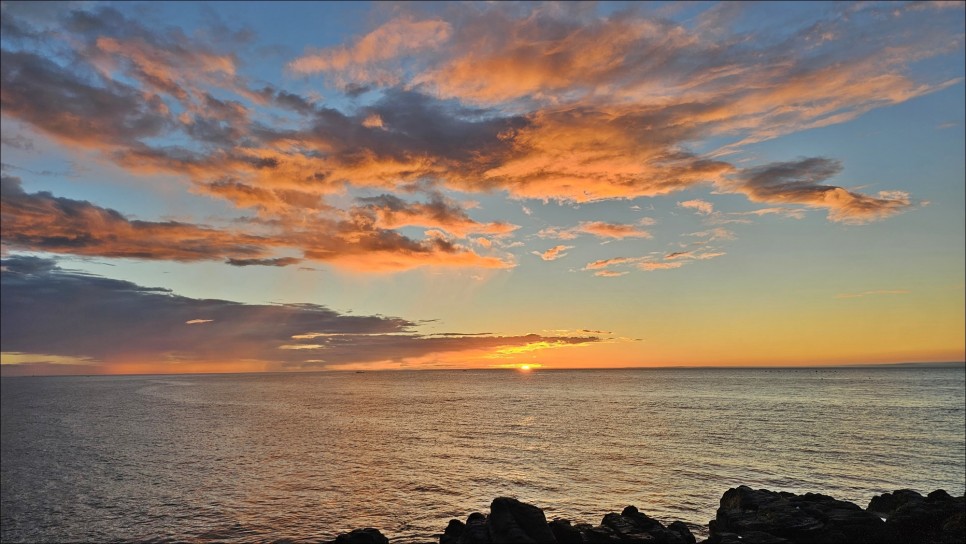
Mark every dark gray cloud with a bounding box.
[0,134,35,151]
[737,158,914,224]
[0,49,170,147]
[0,174,271,261]
[0,256,599,373]
[226,257,302,267]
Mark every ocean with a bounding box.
[2,367,964,543]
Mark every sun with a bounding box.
[518,364,532,372]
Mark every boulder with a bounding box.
[330,528,389,544]
[867,489,925,517]
[461,512,491,544]
[668,521,697,544]
[440,519,465,544]
[548,519,582,544]
[869,488,966,544]
[487,497,556,544]
[712,486,887,544]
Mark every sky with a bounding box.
[1,1,964,376]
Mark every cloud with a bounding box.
[665,249,726,261]
[355,192,518,238]
[686,227,736,241]
[0,255,599,374]
[735,158,914,224]
[729,207,806,220]
[226,257,302,267]
[0,174,511,272]
[678,199,714,215]
[532,245,574,261]
[5,4,938,212]
[0,2,953,283]
[1,134,35,151]
[594,270,628,278]
[288,18,452,80]
[583,257,638,270]
[1,174,272,262]
[539,220,652,240]
[639,261,685,271]
[0,49,170,149]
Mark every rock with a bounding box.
[581,525,623,543]
[440,519,465,544]
[596,506,696,544]
[460,512,491,544]
[668,521,697,544]
[712,486,888,544]
[734,531,790,544]
[487,497,556,544]
[940,510,965,544]
[867,489,925,517]
[876,488,966,544]
[330,528,389,544]
[548,519,582,544]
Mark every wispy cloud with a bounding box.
[594,270,628,278]
[678,199,715,215]
[532,245,574,261]
[538,220,652,240]
[288,18,452,80]
[639,261,685,271]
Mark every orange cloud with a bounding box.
[478,105,734,202]
[355,193,519,238]
[532,245,574,261]
[0,2,948,284]
[594,270,628,278]
[639,261,685,271]
[288,18,452,81]
[1,175,511,273]
[540,220,652,240]
[583,257,638,270]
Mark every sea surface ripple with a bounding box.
[2,367,964,543]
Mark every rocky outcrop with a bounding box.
[867,489,965,544]
[325,487,965,544]
[706,486,965,544]
[707,485,888,543]
[326,527,390,544]
[438,498,696,544]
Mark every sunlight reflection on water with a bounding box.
[1,367,964,543]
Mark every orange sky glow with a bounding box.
[1,1,963,375]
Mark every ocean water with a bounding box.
[2,367,964,543]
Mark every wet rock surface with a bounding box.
[437,497,696,544]
[326,487,964,544]
[706,486,965,544]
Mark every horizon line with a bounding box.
[2,360,963,379]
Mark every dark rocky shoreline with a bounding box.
[327,486,965,544]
